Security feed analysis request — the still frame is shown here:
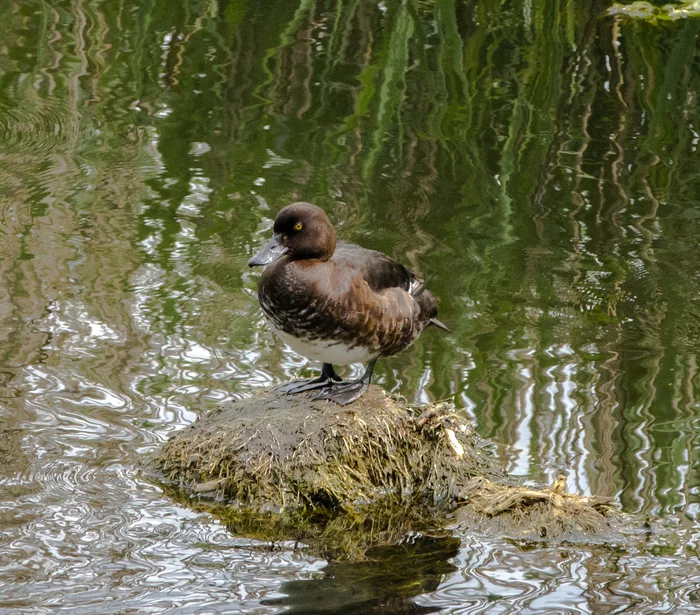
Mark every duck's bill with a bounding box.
[248,234,289,267]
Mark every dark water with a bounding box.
[1,0,699,613]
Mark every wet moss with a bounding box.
[150,386,626,559]
[609,1,700,20]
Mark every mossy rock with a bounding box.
[609,1,700,21]
[150,386,626,559]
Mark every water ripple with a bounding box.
[0,0,699,613]
[0,103,81,156]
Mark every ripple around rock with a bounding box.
[0,103,81,155]
[150,386,628,560]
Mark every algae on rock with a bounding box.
[151,386,625,559]
[609,1,700,20]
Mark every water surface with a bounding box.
[1,0,699,613]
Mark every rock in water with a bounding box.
[150,385,626,559]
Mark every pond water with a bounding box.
[1,0,699,613]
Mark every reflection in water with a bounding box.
[0,0,699,612]
[264,536,460,615]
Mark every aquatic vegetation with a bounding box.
[609,0,700,20]
[152,386,625,559]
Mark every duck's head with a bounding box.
[248,202,336,267]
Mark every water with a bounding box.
[1,0,699,612]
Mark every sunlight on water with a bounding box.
[0,0,699,613]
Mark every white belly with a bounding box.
[272,327,375,365]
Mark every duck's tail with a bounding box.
[429,317,452,333]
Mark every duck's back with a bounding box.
[332,241,426,296]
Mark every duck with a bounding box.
[248,202,448,406]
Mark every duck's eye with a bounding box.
[294,222,303,231]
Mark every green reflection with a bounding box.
[0,0,698,555]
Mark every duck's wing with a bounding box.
[333,241,425,297]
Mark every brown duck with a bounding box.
[248,202,448,405]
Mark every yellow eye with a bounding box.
[294,222,303,231]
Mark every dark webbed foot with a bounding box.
[310,380,369,406]
[274,378,328,395]
[310,360,376,407]
[273,363,342,395]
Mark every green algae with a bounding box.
[609,1,700,20]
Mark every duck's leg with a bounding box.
[311,360,376,406]
[273,363,342,395]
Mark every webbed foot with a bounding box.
[273,363,342,395]
[310,380,370,406]
[309,360,376,406]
